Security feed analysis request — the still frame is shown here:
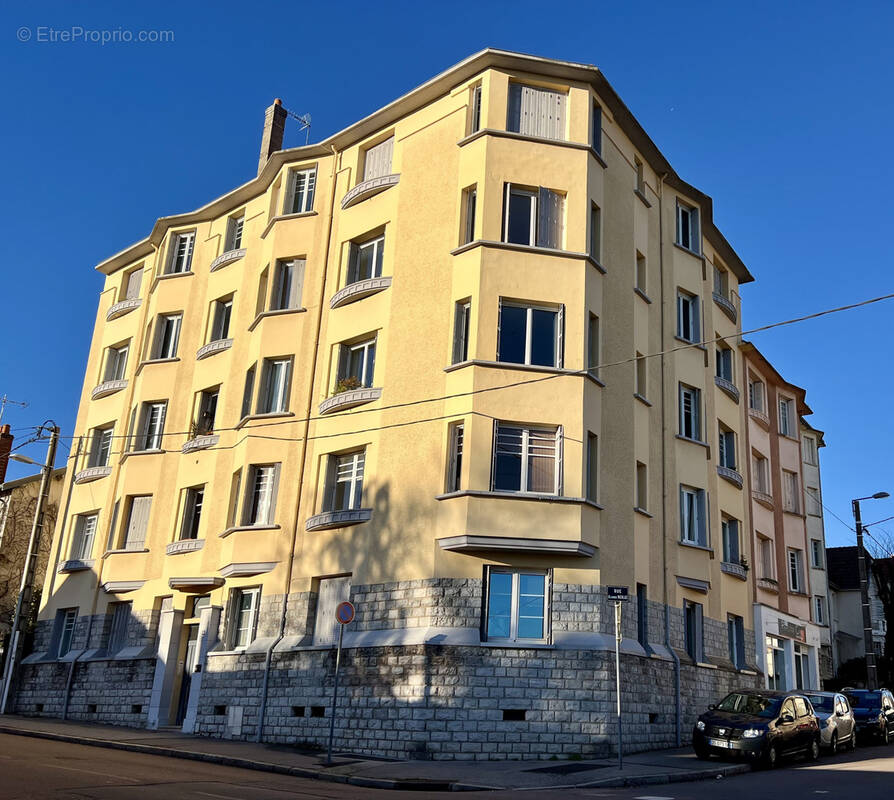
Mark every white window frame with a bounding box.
[484,567,550,644]
[502,183,564,249]
[242,464,279,527]
[814,595,826,625]
[70,513,98,561]
[166,231,195,274]
[788,548,804,593]
[803,436,818,465]
[492,423,562,496]
[179,486,205,541]
[759,535,775,580]
[446,422,464,493]
[104,343,129,382]
[123,266,143,301]
[229,587,260,649]
[497,301,563,368]
[716,345,734,382]
[461,186,477,245]
[506,82,567,141]
[452,299,471,364]
[680,485,707,547]
[135,401,167,451]
[748,377,765,412]
[327,450,366,512]
[337,338,376,389]
[753,453,770,494]
[285,167,317,215]
[679,384,701,441]
[718,425,736,469]
[676,201,700,254]
[806,486,822,517]
[270,258,305,310]
[225,214,244,251]
[88,425,114,468]
[779,397,794,437]
[257,358,291,414]
[676,290,700,342]
[153,314,182,360]
[810,538,824,569]
[783,470,800,514]
[347,236,384,285]
[55,608,78,657]
[209,297,232,342]
[721,516,740,564]
[468,83,482,135]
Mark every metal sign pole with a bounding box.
[615,599,623,770]
[325,621,344,766]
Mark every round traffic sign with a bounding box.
[335,601,355,625]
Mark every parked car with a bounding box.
[693,690,821,768]
[845,688,894,744]
[802,691,857,753]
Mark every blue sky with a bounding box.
[1,0,892,547]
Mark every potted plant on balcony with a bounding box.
[332,376,362,396]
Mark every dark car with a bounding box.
[845,689,894,744]
[693,690,821,768]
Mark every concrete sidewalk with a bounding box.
[0,715,751,791]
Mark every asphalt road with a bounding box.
[3,733,894,799]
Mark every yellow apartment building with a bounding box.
[16,49,767,759]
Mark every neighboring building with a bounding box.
[741,343,823,691]
[0,468,65,667]
[18,49,765,759]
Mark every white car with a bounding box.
[803,692,857,753]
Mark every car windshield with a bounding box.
[715,693,781,718]
[804,694,834,712]
[846,691,881,709]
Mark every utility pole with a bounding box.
[0,425,59,713]
[853,498,879,691]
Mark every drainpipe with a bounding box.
[657,171,681,746]
[256,142,341,742]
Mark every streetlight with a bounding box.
[852,491,890,691]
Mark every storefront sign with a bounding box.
[778,620,806,642]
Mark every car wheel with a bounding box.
[830,732,838,754]
[694,744,710,760]
[765,744,778,769]
[810,738,820,761]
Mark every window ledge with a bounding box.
[757,578,779,593]
[219,524,281,539]
[450,238,593,264]
[480,640,554,650]
[196,338,233,361]
[106,298,142,321]
[341,173,400,209]
[443,359,604,386]
[235,411,295,430]
[634,392,652,407]
[673,243,702,259]
[91,379,128,400]
[435,489,602,510]
[457,126,584,154]
[330,276,392,309]
[209,248,246,272]
[679,541,713,554]
[74,466,112,484]
[721,561,748,580]
[166,539,205,556]
[58,559,94,573]
[752,490,775,510]
[676,435,709,450]
[152,270,194,291]
[634,287,652,304]
[319,387,382,415]
[260,211,318,240]
[306,509,372,531]
[135,357,179,375]
[696,661,719,670]
[589,147,607,168]
[103,548,150,557]
[634,506,653,518]
[122,448,165,461]
[634,187,651,208]
[713,292,737,323]
[588,257,607,274]
[716,465,744,489]
[674,335,706,351]
[248,307,307,331]
[714,375,740,403]
[182,434,219,454]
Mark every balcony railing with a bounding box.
[209,248,246,272]
[712,292,737,323]
[196,338,233,360]
[181,434,219,454]
[74,465,112,484]
[714,375,740,403]
[717,465,744,489]
[752,489,774,509]
[319,387,381,415]
[91,379,128,400]
[749,407,770,429]
[330,276,392,309]
[306,509,372,531]
[341,173,400,209]
[106,298,142,321]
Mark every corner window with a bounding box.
[347,236,384,285]
[70,513,98,561]
[313,575,352,646]
[783,470,800,514]
[507,83,566,141]
[802,436,818,465]
[467,83,483,135]
[193,387,219,436]
[814,595,826,625]
[636,584,648,647]
[336,337,376,391]
[152,314,182,360]
[242,464,279,526]
[676,291,700,342]
[362,136,394,181]
[748,376,765,412]
[485,568,549,643]
[718,424,736,469]
[721,516,740,564]
[591,100,602,154]
[286,167,316,214]
[271,258,305,310]
[752,452,770,494]
[779,397,794,437]
[680,486,707,546]
[165,231,195,274]
[492,423,562,495]
[452,299,471,364]
[103,343,129,382]
[225,214,244,251]
[713,263,729,299]
[257,357,292,414]
[635,251,647,293]
[52,608,78,658]
[88,425,114,468]
[586,432,598,502]
[715,345,734,382]
[502,183,564,249]
[498,301,562,368]
[179,486,205,541]
[679,384,701,440]
[107,601,132,654]
[460,186,477,245]
[229,587,260,649]
[636,462,648,510]
[759,535,775,579]
[589,203,601,263]
[676,201,700,254]
[123,266,143,301]
[684,600,704,662]
[326,450,365,512]
[788,548,805,593]
[446,422,464,493]
[209,296,233,342]
[810,538,824,569]
[728,614,745,669]
[241,364,256,420]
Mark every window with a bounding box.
[591,100,602,154]
[766,635,786,690]
[803,436,818,465]
[716,345,734,382]
[326,450,365,512]
[452,300,471,364]
[313,576,351,646]
[229,588,260,649]
[271,258,305,310]
[123,267,143,300]
[636,584,648,647]
[336,337,376,390]
[194,388,219,436]
[779,398,794,437]
[635,354,647,398]
[286,167,316,214]
[468,83,482,135]
[362,136,394,181]
[810,539,824,569]
[179,486,205,541]
[461,186,477,245]
[256,265,269,316]
[589,204,601,263]
[635,157,645,194]
[587,314,599,377]
[718,425,736,469]
[752,453,770,494]
[759,535,775,579]
[635,251,647,293]
[446,422,464,493]
[347,236,383,285]
[53,608,78,658]
[586,432,598,502]
[257,358,291,414]
[721,517,740,564]
[728,614,745,669]
[679,384,701,440]
[166,231,195,274]
[783,470,800,513]
[485,568,549,643]
[107,601,132,654]
[680,486,707,546]
[676,291,700,342]
[209,297,232,342]
[225,214,244,251]
[748,377,765,412]
[684,600,704,662]
[794,644,811,691]
[106,500,120,551]
[502,183,564,249]
[70,513,98,561]
[636,462,648,510]
[507,83,566,140]
[713,263,729,299]
[241,365,256,419]
[242,465,279,526]
[152,314,182,360]
[814,595,826,625]
[122,495,152,551]
[227,470,242,529]
[497,301,562,368]
[806,487,821,517]
[133,401,167,451]
[676,201,700,254]
[103,343,129,382]
[493,424,562,495]
[788,548,805,593]
[88,425,114,468]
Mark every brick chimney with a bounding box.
[258,98,287,176]
[0,424,13,483]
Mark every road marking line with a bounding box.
[37,762,139,783]
[635,796,675,800]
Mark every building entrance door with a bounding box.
[174,624,199,726]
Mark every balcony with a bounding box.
[752,489,774,509]
[91,379,127,400]
[721,561,748,580]
[714,375,740,403]
[330,277,392,309]
[306,509,372,531]
[748,407,770,429]
[341,173,400,209]
[106,298,142,321]
[57,559,94,573]
[166,539,204,556]
[73,465,112,484]
[196,338,233,360]
[757,577,779,593]
[716,465,744,489]
[438,534,595,558]
[182,434,219,454]
[319,387,381,415]
[712,292,737,323]
[209,248,246,272]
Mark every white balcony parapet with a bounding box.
[330,276,392,309]
[58,559,94,573]
[749,407,770,428]
[713,292,737,323]
[716,465,744,489]
[714,376,740,403]
[319,387,381,415]
[209,248,246,272]
[166,539,205,556]
[182,434,219,454]
[306,509,372,531]
[91,379,128,400]
[74,466,112,484]
[106,298,142,321]
[341,173,400,209]
[196,338,233,360]
[752,489,774,509]
[438,535,595,557]
[218,561,278,578]
[721,561,748,580]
